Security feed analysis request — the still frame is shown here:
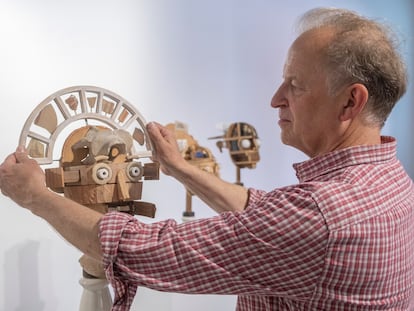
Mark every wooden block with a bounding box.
[116,170,130,201]
[64,182,142,205]
[63,169,81,183]
[144,162,160,180]
[45,167,64,193]
[132,201,156,218]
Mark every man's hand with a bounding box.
[0,146,48,209]
[146,122,188,176]
[146,121,248,213]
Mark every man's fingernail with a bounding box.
[16,145,25,153]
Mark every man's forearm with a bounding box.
[173,163,249,213]
[145,122,249,213]
[29,189,104,260]
[0,149,104,260]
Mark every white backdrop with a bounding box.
[0,1,412,310]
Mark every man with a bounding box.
[0,7,413,311]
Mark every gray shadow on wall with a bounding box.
[4,240,46,311]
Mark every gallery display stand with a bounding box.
[79,276,113,311]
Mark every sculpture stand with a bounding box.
[165,122,219,223]
[235,167,244,186]
[182,190,196,222]
[79,273,113,311]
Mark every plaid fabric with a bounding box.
[100,136,414,311]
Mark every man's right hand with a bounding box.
[0,146,48,210]
[146,121,188,176]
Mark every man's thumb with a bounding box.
[14,146,30,163]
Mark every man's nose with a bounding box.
[271,83,287,108]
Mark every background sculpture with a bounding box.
[166,121,219,221]
[210,122,260,185]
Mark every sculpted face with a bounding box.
[45,125,159,216]
[226,122,260,169]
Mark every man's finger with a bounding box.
[14,146,31,164]
[147,122,165,144]
[1,152,18,167]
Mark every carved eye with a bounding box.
[97,167,110,179]
[92,163,113,184]
[240,139,252,149]
[126,162,143,182]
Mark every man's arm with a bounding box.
[146,122,249,213]
[0,148,103,260]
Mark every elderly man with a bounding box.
[0,7,413,311]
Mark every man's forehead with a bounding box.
[283,28,333,74]
[292,27,335,52]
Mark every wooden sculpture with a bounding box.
[210,122,260,185]
[19,86,159,311]
[166,121,219,221]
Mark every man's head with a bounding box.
[297,7,407,128]
[271,8,407,157]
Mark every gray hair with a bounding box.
[297,8,407,127]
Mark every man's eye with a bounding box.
[290,82,304,94]
[291,80,299,88]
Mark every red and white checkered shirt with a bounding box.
[100,136,414,310]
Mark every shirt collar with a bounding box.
[293,136,397,182]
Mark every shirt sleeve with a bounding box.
[99,212,138,310]
[99,186,328,305]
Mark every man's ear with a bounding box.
[339,83,369,121]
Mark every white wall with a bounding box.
[0,1,412,310]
